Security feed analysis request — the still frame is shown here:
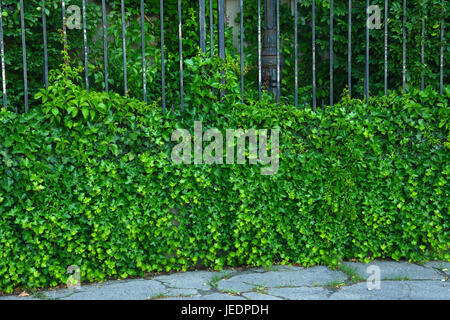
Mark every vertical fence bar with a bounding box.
[210,0,214,57]
[42,1,48,89]
[421,0,425,91]
[160,0,166,112]
[294,0,298,108]
[276,0,280,105]
[440,5,444,95]
[20,0,28,112]
[101,0,108,92]
[365,0,369,102]
[0,0,6,110]
[348,0,351,98]
[312,0,316,111]
[199,0,206,53]
[121,0,127,95]
[178,0,184,112]
[218,0,225,99]
[217,0,225,59]
[258,0,262,100]
[141,0,147,102]
[329,0,333,106]
[384,0,388,96]
[82,0,89,91]
[62,0,66,50]
[402,0,406,94]
[240,0,244,103]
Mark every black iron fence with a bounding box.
[0,0,447,113]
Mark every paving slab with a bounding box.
[0,295,39,300]
[341,261,443,280]
[329,280,449,300]
[241,292,283,300]
[178,293,246,300]
[267,287,331,300]
[329,281,411,300]
[152,270,234,290]
[1,261,448,300]
[49,279,167,300]
[217,266,347,293]
[148,288,199,299]
[424,261,450,274]
[406,281,450,300]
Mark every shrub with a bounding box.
[0,56,448,293]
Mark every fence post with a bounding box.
[276,0,280,105]
[121,0,127,95]
[262,0,277,99]
[20,0,28,112]
[440,4,445,95]
[160,0,166,112]
[199,0,206,53]
[42,1,48,89]
[384,0,388,96]
[210,0,214,57]
[421,0,425,91]
[258,0,262,100]
[0,0,6,110]
[178,0,184,112]
[348,0,351,98]
[365,0,370,102]
[141,0,147,102]
[294,0,298,108]
[62,0,67,50]
[402,0,406,94]
[330,0,333,106]
[218,0,225,99]
[240,0,244,103]
[312,0,316,111]
[101,0,109,92]
[82,0,89,91]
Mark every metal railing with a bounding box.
[0,0,447,113]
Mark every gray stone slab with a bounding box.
[148,288,199,299]
[48,279,167,300]
[242,292,283,300]
[267,287,331,300]
[330,280,450,300]
[406,281,450,300]
[424,261,450,274]
[341,261,442,280]
[329,281,411,300]
[182,293,246,300]
[217,266,347,293]
[153,270,234,290]
[217,278,254,293]
[0,294,39,300]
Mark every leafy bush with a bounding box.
[0,53,448,293]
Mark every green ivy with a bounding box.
[0,54,448,293]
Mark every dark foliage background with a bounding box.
[0,0,447,111]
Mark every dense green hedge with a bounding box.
[0,55,449,293]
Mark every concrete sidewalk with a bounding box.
[1,261,449,300]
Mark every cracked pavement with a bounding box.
[1,261,448,300]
